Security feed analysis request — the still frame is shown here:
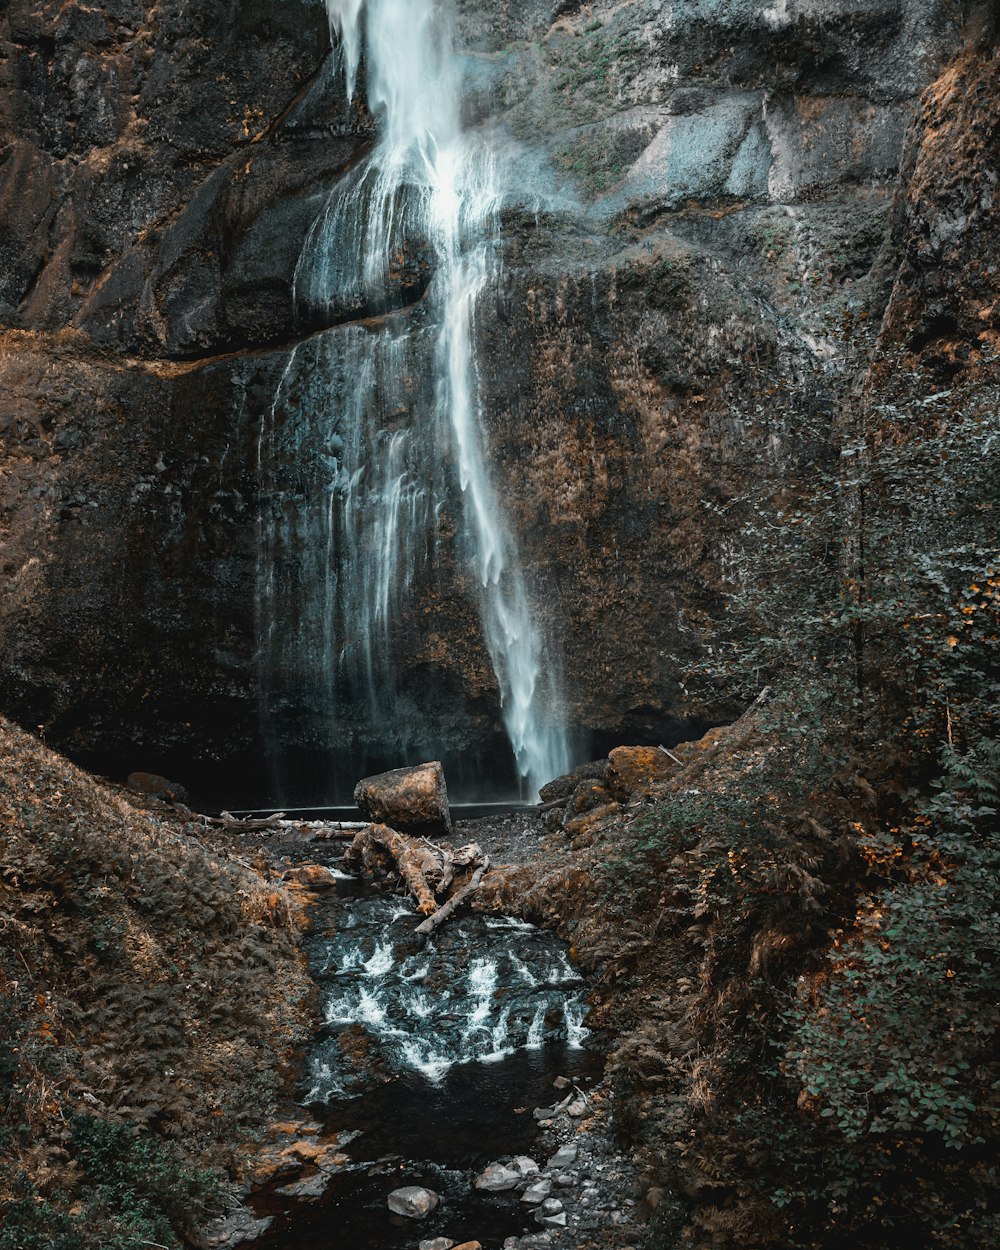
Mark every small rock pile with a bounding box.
[473,1079,646,1250]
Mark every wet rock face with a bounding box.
[0,0,343,347]
[0,0,990,802]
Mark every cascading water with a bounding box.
[305,889,589,1103]
[256,0,571,800]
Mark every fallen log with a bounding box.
[344,823,442,914]
[192,810,367,837]
[414,856,491,936]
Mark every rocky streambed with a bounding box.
[200,808,644,1250]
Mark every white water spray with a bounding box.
[284,0,569,795]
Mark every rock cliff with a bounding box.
[0,0,989,803]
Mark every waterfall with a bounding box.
[258,0,570,797]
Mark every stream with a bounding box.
[252,866,605,1249]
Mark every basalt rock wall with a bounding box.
[0,0,989,804]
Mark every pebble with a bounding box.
[511,1155,540,1177]
[567,1098,587,1117]
[540,1199,564,1216]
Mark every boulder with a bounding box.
[561,777,621,838]
[604,746,675,802]
[538,759,608,803]
[126,771,189,804]
[354,762,452,836]
[387,1186,439,1218]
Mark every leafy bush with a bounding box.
[0,1117,226,1250]
[613,353,1000,1249]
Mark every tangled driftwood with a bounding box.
[189,808,489,933]
[343,823,490,933]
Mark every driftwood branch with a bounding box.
[414,855,491,936]
[191,809,368,838]
[344,824,441,913]
[657,746,685,767]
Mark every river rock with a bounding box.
[354,762,452,836]
[540,1199,564,1216]
[535,1093,573,1121]
[535,1210,568,1228]
[604,746,675,801]
[567,1098,588,1117]
[387,1186,439,1218]
[195,1208,273,1249]
[511,1155,540,1177]
[474,1162,521,1192]
[282,863,341,890]
[521,1178,553,1205]
[548,1144,578,1169]
[419,1240,455,1250]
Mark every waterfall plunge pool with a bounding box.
[251,871,606,1249]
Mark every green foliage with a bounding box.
[0,1188,89,1250]
[0,1117,226,1250]
[72,1114,224,1243]
[625,354,1000,1248]
[772,731,1000,1244]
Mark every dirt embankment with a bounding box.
[0,716,313,1247]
